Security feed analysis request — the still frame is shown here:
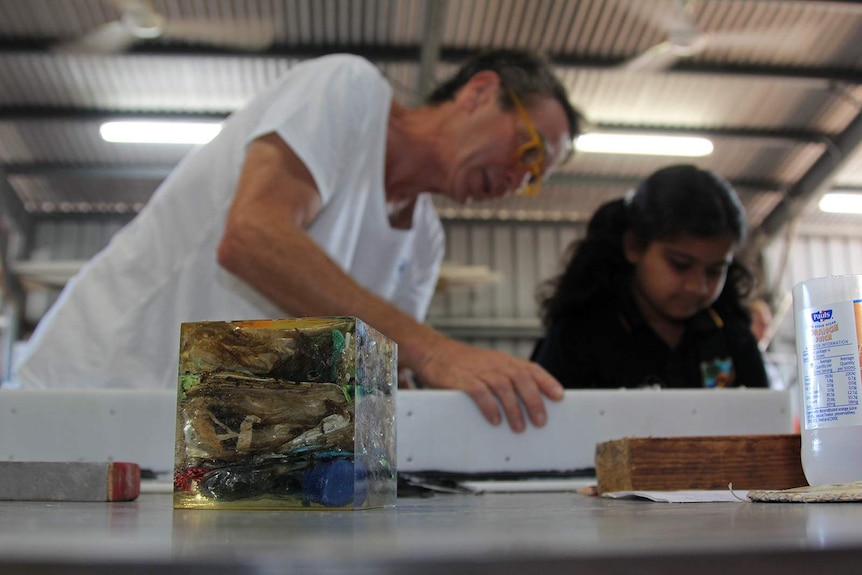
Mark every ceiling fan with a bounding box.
[53,0,274,55]
[619,0,799,72]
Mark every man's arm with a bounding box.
[218,134,564,432]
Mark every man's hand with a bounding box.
[414,336,565,433]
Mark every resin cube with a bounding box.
[173,317,396,510]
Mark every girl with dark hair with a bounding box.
[532,164,768,389]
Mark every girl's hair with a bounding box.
[537,164,754,328]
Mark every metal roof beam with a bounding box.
[0,41,858,87]
[4,163,787,193]
[0,109,227,122]
[6,164,174,180]
[0,108,828,148]
[547,173,786,193]
[0,167,31,346]
[748,108,862,253]
[0,167,33,243]
[415,0,448,106]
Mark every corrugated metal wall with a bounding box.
[763,224,862,360]
[428,220,585,357]
[15,217,862,364]
[17,217,587,358]
[22,218,129,326]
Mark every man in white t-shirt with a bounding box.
[14,50,583,433]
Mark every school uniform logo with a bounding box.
[701,357,734,388]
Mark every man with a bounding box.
[14,50,583,433]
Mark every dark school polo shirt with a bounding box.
[531,291,769,390]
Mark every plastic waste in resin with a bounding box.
[172,317,396,509]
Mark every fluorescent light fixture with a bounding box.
[575,133,714,157]
[100,121,222,144]
[819,192,862,214]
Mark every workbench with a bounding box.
[1,489,860,574]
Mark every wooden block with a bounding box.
[595,434,807,494]
[0,461,140,501]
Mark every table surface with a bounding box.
[1,487,861,574]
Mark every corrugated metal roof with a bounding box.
[1,0,862,241]
[559,68,851,130]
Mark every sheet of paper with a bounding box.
[140,480,174,494]
[601,490,749,503]
[458,478,597,493]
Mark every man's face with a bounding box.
[445,82,572,205]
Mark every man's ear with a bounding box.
[622,230,641,264]
[459,70,502,112]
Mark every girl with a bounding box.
[532,164,768,389]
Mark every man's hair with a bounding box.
[425,49,584,141]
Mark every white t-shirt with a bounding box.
[14,54,444,389]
